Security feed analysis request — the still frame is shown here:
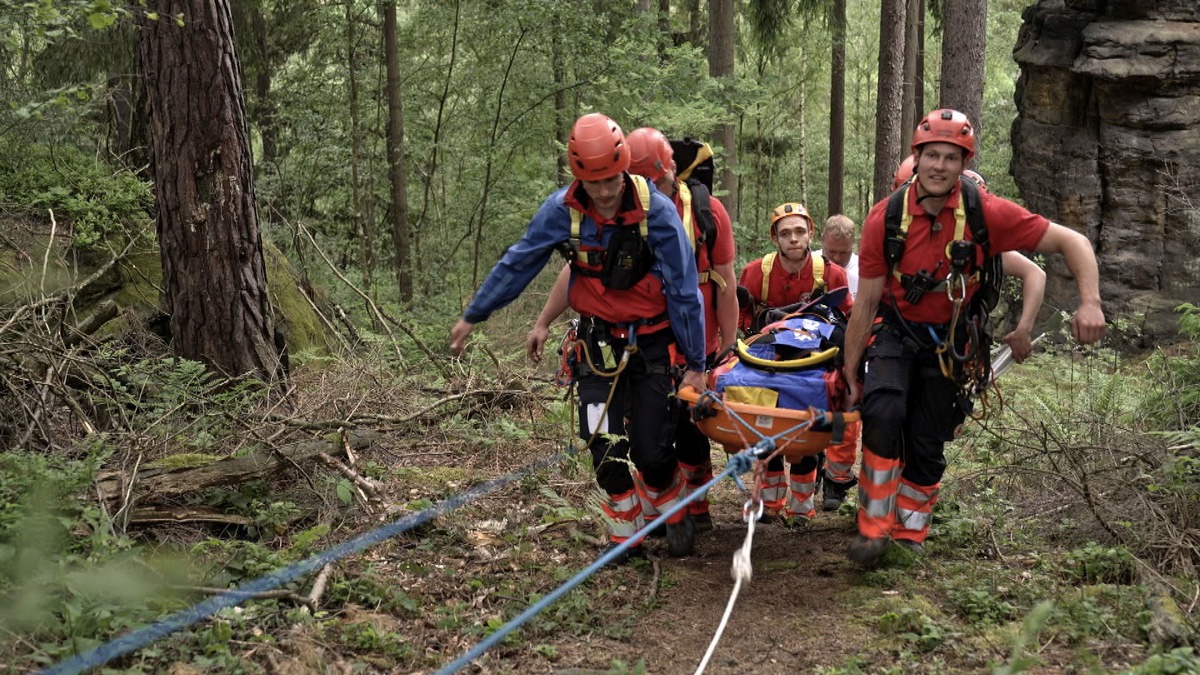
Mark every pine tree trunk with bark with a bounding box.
[384,2,413,303]
[138,0,284,381]
[709,0,738,222]
[939,0,987,167]
[827,0,847,216]
[873,0,906,202]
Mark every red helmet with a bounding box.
[892,155,917,190]
[568,113,630,181]
[625,127,674,182]
[911,109,975,159]
[962,169,988,192]
[769,202,814,235]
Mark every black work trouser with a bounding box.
[860,322,968,487]
[576,328,679,495]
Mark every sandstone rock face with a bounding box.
[1012,0,1200,344]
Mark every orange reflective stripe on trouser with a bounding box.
[633,471,661,525]
[678,460,712,516]
[892,479,940,544]
[786,467,818,520]
[602,488,645,544]
[640,466,688,525]
[856,446,901,539]
[760,469,788,513]
[824,420,861,483]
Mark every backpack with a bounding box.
[670,137,719,275]
[883,177,1003,320]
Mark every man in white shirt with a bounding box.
[813,214,859,298]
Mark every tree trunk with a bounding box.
[827,0,846,216]
[345,0,375,293]
[709,0,737,222]
[687,0,703,46]
[249,7,276,169]
[915,0,925,122]
[873,0,906,203]
[657,0,671,60]
[939,0,987,167]
[552,26,569,185]
[138,0,284,381]
[383,2,412,303]
[901,0,919,153]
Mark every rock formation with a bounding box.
[1012,0,1200,344]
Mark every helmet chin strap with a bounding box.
[778,247,809,263]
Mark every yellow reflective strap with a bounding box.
[891,183,915,285]
[569,207,589,265]
[761,252,776,303]
[811,254,825,295]
[678,180,697,251]
[631,174,650,239]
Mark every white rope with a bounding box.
[694,506,758,675]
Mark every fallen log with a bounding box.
[126,505,253,527]
[95,429,380,503]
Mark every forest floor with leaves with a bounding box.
[6,340,1199,675]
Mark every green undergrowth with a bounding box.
[5,309,1198,673]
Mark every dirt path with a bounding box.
[523,482,882,675]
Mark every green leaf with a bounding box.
[335,481,353,505]
[87,12,116,30]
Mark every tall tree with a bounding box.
[383,2,412,302]
[939,0,987,167]
[827,0,847,216]
[914,0,926,123]
[138,0,284,380]
[900,0,920,152]
[345,0,375,293]
[709,0,737,221]
[872,0,906,202]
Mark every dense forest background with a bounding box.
[1,0,1030,334]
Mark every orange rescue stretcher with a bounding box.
[677,289,860,462]
[678,385,859,462]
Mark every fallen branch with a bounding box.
[173,585,314,609]
[307,563,334,610]
[646,558,662,606]
[95,430,381,503]
[319,451,380,498]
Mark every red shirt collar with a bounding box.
[563,174,648,225]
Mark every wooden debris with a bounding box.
[95,430,380,503]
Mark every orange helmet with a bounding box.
[911,109,975,159]
[892,155,917,190]
[769,202,814,235]
[962,169,988,192]
[625,127,674,182]
[568,113,630,181]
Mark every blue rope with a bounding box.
[41,449,574,675]
[435,427,800,675]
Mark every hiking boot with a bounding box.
[665,515,696,557]
[757,507,782,525]
[691,511,714,533]
[847,534,889,566]
[781,514,811,530]
[601,542,646,567]
[644,517,667,539]
[822,478,855,512]
[893,539,925,555]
